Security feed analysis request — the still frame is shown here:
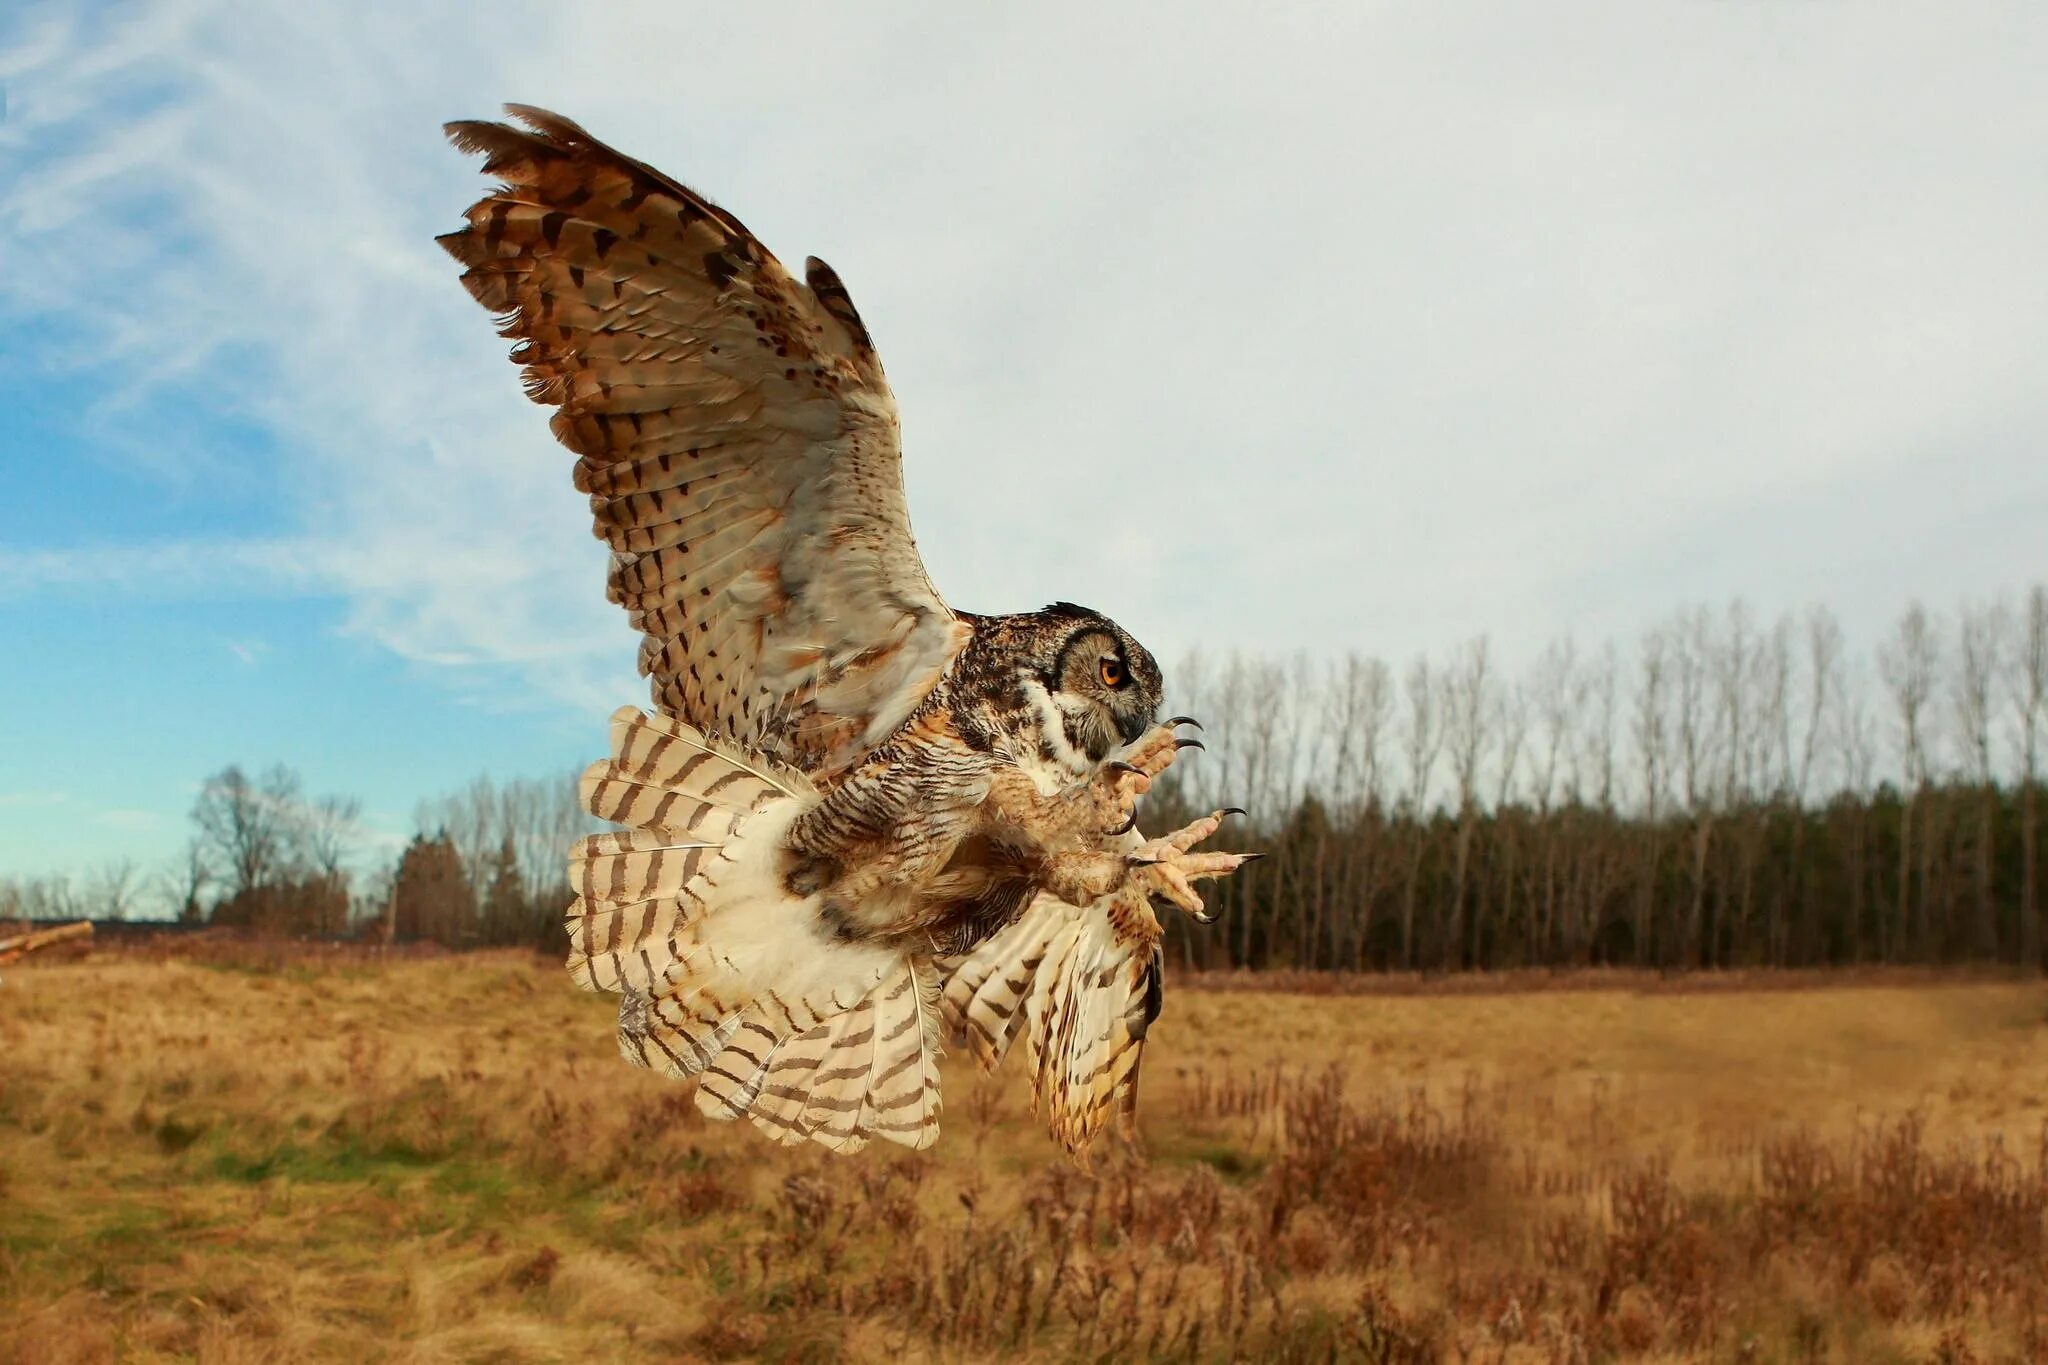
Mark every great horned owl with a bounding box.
[440,107,1252,1156]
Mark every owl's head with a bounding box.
[974,601,1163,775]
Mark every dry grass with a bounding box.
[2,949,2045,1363]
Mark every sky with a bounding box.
[2,1,2045,894]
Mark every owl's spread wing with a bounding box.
[940,886,1164,1156]
[441,106,968,774]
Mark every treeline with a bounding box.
[1148,590,2048,972]
[0,766,590,951]
[5,587,2044,973]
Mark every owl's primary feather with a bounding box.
[439,105,967,777]
[939,881,1164,1156]
[443,107,1251,1157]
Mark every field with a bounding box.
[3,947,2045,1363]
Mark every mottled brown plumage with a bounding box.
[442,106,1251,1155]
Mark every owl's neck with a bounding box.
[1009,677,1102,795]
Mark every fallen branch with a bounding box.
[0,920,94,966]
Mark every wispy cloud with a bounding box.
[0,539,327,597]
[0,791,69,809]
[93,807,166,833]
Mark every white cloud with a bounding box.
[3,0,2045,709]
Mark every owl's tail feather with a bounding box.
[708,956,944,1153]
[568,707,943,1151]
[564,706,803,996]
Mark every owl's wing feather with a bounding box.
[441,106,969,774]
[940,886,1163,1156]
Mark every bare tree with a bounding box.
[2007,585,2047,969]
[0,875,79,922]
[82,859,141,921]
[1878,602,1940,958]
[158,837,213,924]
[1953,602,2003,957]
[1778,607,1843,961]
[1397,655,1443,969]
[1523,638,1578,962]
[1672,609,1721,966]
[1577,642,1619,814]
[1833,658,1881,958]
[1799,609,1844,800]
[1485,673,1528,965]
[299,794,365,882]
[1321,654,1392,968]
[1629,626,1671,964]
[192,763,304,899]
[1440,636,1494,968]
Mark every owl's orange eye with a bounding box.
[1099,657,1126,688]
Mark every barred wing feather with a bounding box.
[939,887,1163,1156]
[441,105,970,777]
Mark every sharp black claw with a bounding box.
[1166,715,1204,731]
[1106,810,1138,837]
[1173,737,1205,753]
[1128,855,1162,867]
[1106,760,1142,778]
[1242,852,1267,863]
[1221,806,1248,818]
[1194,911,1216,925]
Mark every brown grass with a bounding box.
[2,949,2044,1362]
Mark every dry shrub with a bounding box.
[1609,1284,1664,1354]
[507,1245,559,1292]
[672,1167,737,1220]
[1277,1205,1341,1274]
[1598,1158,1724,1344]
[1756,1114,2048,1319]
[1932,1323,1981,1365]
[1261,1066,1495,1268]
[692,1312,769,1360]
[1863,1253,1915,1323]
[1346,1283,1443,1365]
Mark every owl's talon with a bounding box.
[1166,715,1203,731]
[1125,811,1258,918]
[1117,723,1193,783]
[1173,737,1204,753]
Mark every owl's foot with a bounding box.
[1098,718,1205,837]
[1042,849,1136,906]
[1129,808,1258,923]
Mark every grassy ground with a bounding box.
[2,946,2044,1362]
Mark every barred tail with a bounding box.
[570,707,944,1151]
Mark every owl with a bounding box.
[439,107,1252,1156]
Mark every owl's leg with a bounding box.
[1036,848,1134,907]
[1128,809,1259,924]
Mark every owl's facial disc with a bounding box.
[1047,625,1161,760]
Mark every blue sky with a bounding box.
[4,1,2046,898]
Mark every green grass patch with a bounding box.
[211,1137,443,1187]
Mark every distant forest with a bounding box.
[5,588,2045,975]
